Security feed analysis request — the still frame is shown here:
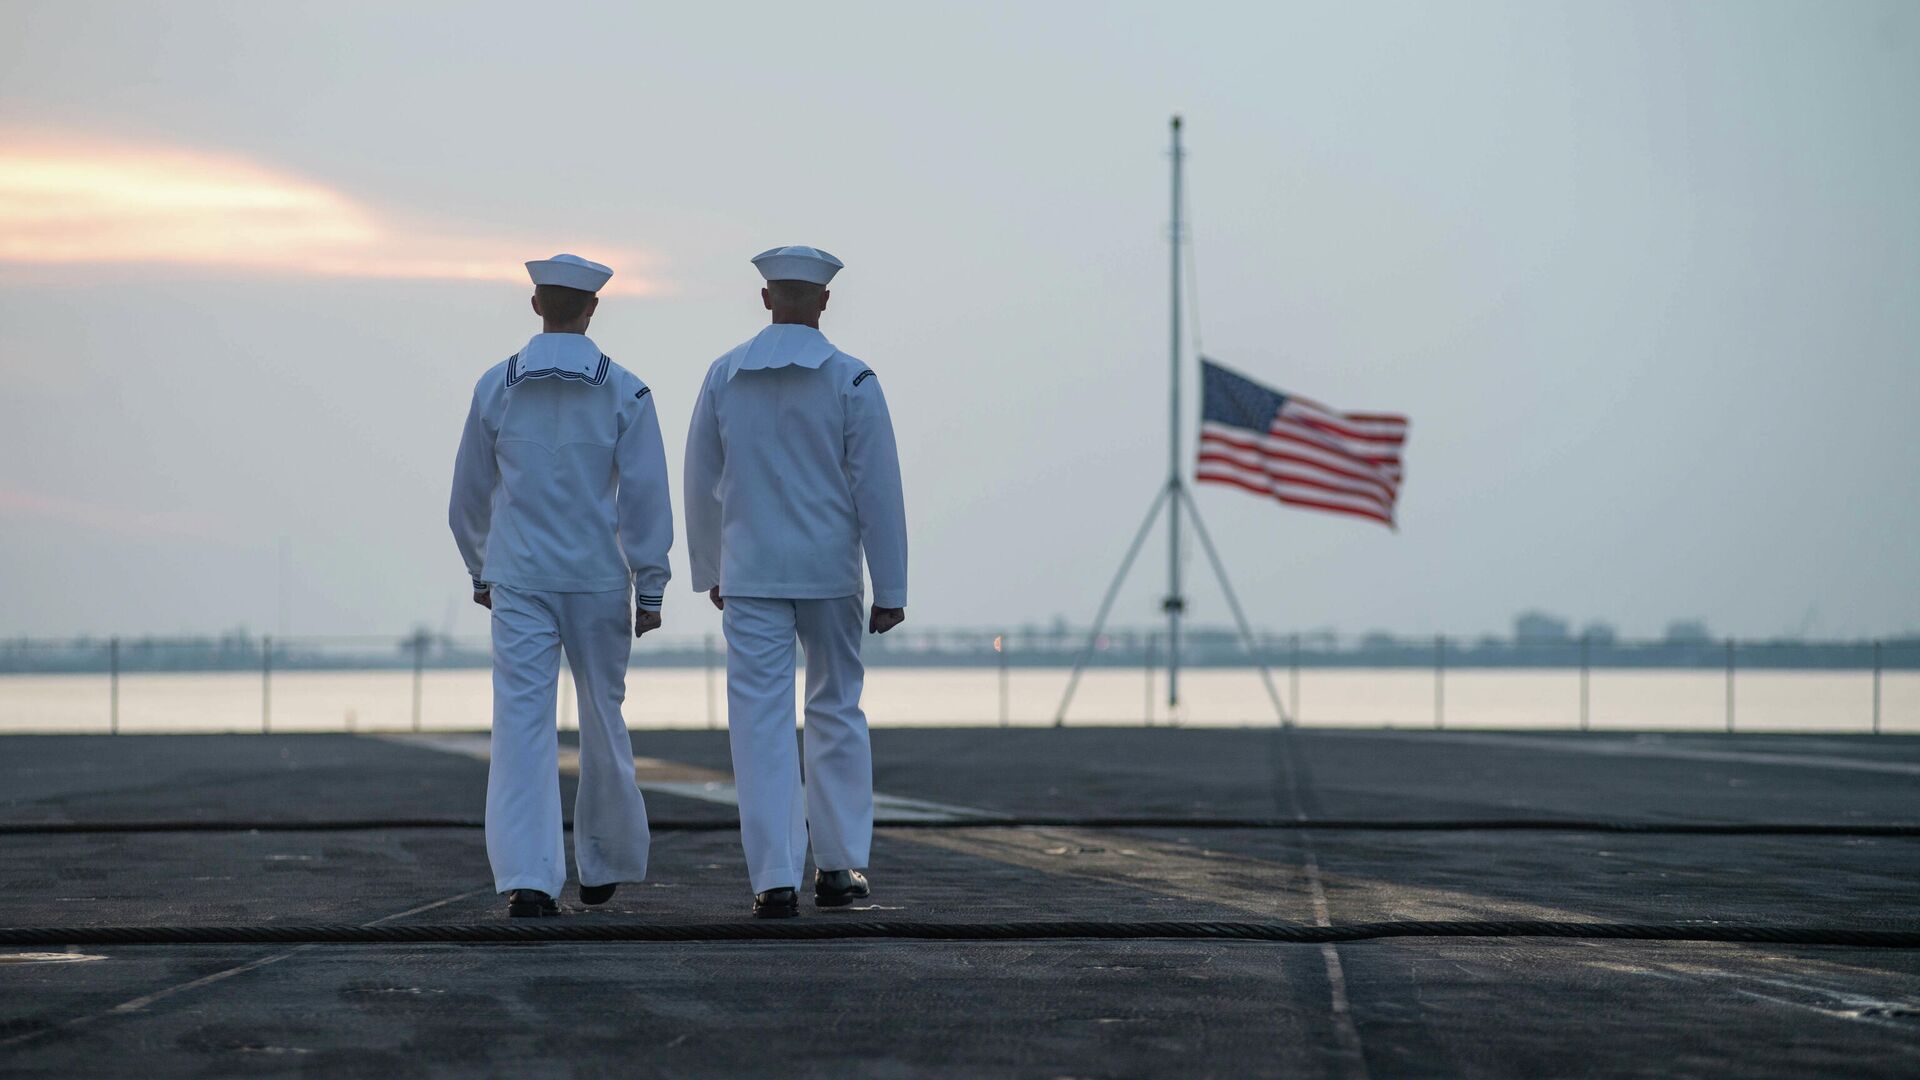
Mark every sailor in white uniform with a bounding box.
[684,245,908,918]
[449,253,673,918]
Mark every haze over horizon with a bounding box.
[2,1,1915,642]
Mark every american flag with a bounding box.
[1195,359,1409,529]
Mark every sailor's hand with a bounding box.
[869,606,905,634]
[473,589,492,610]
[635,608,661,638]
[708,587,724,612]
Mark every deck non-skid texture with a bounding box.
[2,728,1917,1077]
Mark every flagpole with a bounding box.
[1059,114,1289,727]
[1164,114,1187,713]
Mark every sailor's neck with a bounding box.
[769,315,822,329]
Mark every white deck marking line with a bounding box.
[104,949,315,1016]
[1737,974,1920,1031]
[1304,849,1365,1078]
[362,885,498,926]
[374,733,1007,821]
[637,780,1007,822]
[1326,729,1920,778]
[1726,986,1920,1034]
[1593,958,1920,1037]
[0,885,495,1049]
[1275,737,1370,1080]
[107,886,495,1014]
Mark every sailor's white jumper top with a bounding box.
[450,333,673,609]
[684,324,906,608]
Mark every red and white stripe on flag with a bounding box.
[1195,360,1408,528]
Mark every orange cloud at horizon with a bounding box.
[0,135,663,295]
[0,486,234,543]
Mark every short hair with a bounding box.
[766,280,826,308]
[535,284,596,324]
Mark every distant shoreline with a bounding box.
[3,635,1913,675]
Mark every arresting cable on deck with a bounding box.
[1,919,1916,948]
[3,817,1918,836]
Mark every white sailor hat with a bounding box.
[751,245,843,285]
[525,253,613,293]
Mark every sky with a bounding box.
[0,0,1915,644]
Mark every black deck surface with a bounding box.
[3,728,1918,1077]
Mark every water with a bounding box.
[0,667,1911,735]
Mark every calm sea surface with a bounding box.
[0,667,1911,734]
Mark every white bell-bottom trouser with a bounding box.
[722,594,873,894]
[487,585,651,897]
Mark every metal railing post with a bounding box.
[1289,632,1301,723]
[8,628,1906,739]
[997,631,1010,728]
[1724,638,1735,734]
[1579,636,1590,732]
[1872,640,1882,735]
[109,634,120,734]
[411,635,426,732]
[1143,632,1157,727]
[704,633,718,730]
[261,635,273,734]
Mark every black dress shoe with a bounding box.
[752,887,799,919]
[507,889,559,918]
[814,869,871,908]
[579,882,617,906]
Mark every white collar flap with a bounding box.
[508,333,610,387]
[725,324,836,380]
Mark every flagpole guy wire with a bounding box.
[1179,485,1290,725]
[1052,487,1171,725]
[1055,115,1289,727]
